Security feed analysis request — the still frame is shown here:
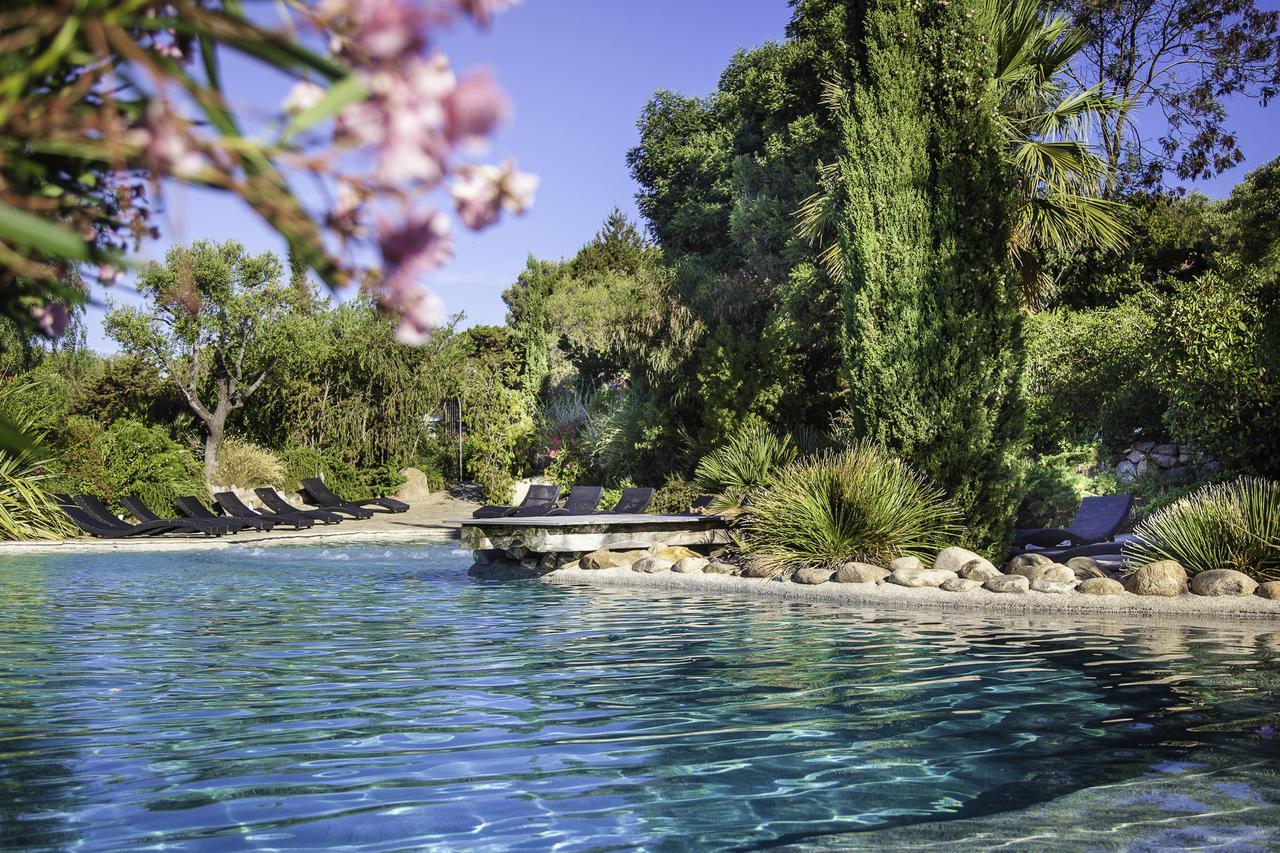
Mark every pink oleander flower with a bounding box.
[445,68,508,149]
[456,0,520,28]
[394,289,446,344]
[378,209,452,341]
[283,80,326,116]
[97,263,124,285]
[451,160,538,229]
[327,0,449,63]
[30,302,68,339]
[129,104,204,177]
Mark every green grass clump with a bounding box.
[1125,477,1280,582]
[694,426,800,515]
[739,441,963,576]
[214,437,285,488]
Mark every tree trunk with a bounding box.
[203,402,230,483]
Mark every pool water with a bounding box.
[1,543,1278,850]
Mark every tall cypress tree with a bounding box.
[834,0,1026,550]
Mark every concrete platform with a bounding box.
[458,514,731,553]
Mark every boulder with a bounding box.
[1004,553,1053,573]
[792,567,833,585]
[1190,569,1258,598]
[834,562,890,584]
[673,557,709,574]
[1030,579,1077,594]
[394,467,432,502]
[958,560,1002,582]
[888,567,957,588]
[1255,581,1280,600]
[631,557,674,574]
[940,577,981,592]
[1007,562,1074,584]
[984,575,1030,594]
[1078,577,1125,596]
[1116,460,1138,483]
[1065,556,1108,580]
[888,556,922,574]
[1123,560,1189,596]
[740,564,775,579]
[650,545,701,563]
[933,547,986,575]
[704,561,739,575]
[579,549,644,570]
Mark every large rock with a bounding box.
[1004,553,1053,573]
[933,547,986,575]
[984,575,1030,594]
[1078,577,1125,596]
[834,562,889,584]
[940,577,981,592]
[631,557,674,574]
[792,567,833,585]
[1030,579,1077,595]
[1065,556,1108,580]
[888,567,957,588]
[1256,581,1280,600]
[673,557,709,574]
[958,560,1002,582]
[1007,562,1074,584]
[651,545,701,563]
[394,467,432,502]
[704,561,739,575]
[1123,560,1189,596]
[740,564,775,579]
[579,549,644,570]
[888,556,922,574]
[1190,569,1258,597]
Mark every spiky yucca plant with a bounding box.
[740,442,963,577]
[1125,478,1280,583]
[0,449,76,541]
[694,426,801,515]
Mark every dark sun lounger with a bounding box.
[175,495,276,532]
[213,491,322,529]
[255,488,357,522]
[301,478,409,514]
[544,485,604,516]
[1012,494,1134,555]
[57,495,221,538]
[472,483,559,519]
[120,494,258,536]
[596,487,655,515]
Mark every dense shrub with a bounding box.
[650,476,702,515]
[1126,478,1280,582]
[740,442,963,576]
[213,437,285,488]
[0,406,77,540]
[1016,445,1114,529]
[694,426,800,515]
[1024,302,1165,452]
[92,419,204,513]
[278,445,406,499]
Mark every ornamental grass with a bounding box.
[739,441,963,577]
[694,425,801,515]
[1124,477,1280,582]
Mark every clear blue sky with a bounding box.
[83,0,1280,351]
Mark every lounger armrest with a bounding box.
[1012,527,1090,548]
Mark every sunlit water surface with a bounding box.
[1,543,1279,850]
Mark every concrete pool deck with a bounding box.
[544,565,1280,621]
[0,494,477,554]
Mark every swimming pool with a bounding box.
[1,543,1277,849]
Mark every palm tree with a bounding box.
[796,0,1131,307]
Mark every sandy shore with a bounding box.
[543,565,1280,621]
[0,495,475,554]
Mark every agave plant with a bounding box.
[739,441,963,576]
[1124,478,1280,583]
[796,0,1130,307]
[0,447,76,541]
[694,426,801,515]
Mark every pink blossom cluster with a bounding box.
[307,0,537,343]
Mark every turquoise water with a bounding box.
[1,543,1278,850]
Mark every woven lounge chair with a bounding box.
[596,487,654,515]
[471,483,559,519]
[256,487,362,521]
[214,491,326,528]
[175,495,276,532]
[544,485,604,516]
[58,496,221,538]
[1012,494,1134,554]
[120,494,257,535]
[300,477,409,514]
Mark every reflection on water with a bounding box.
[0,544,1277,850]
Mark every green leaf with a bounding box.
[0,414,35,456]
[0,200,93,260]
[282,74,366,140]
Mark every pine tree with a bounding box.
[834,0,1026,550]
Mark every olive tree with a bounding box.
[106,241,303,480]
